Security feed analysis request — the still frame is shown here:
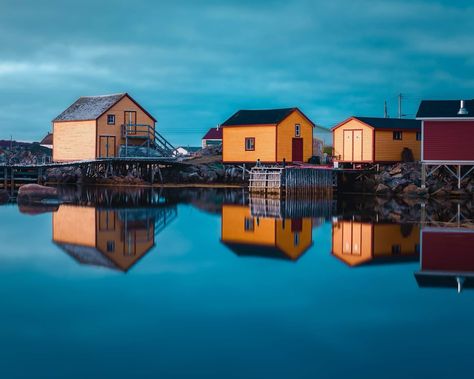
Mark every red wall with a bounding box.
[422,231,474,271]
[424,121,474,161]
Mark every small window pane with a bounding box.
[107,114,115,125]
[244,217,254,231]
[295,124,301,137]
[393,131,402,140]
[416,131,421,141]
[245,137,255,151]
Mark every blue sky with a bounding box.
[1,0,473,146]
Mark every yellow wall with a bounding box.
[373,224,420,257]
[333,119,374,162]
[53,120,96,162]
[222,125,277,163]
[332,221,420,266]
[332,220,373,266]
[221,205,276,245]
[96,95,155,157]
[53,205,96,246]
[275,218,312,260]
[374,130,420,162]
[276,110,313,162]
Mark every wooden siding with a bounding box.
[332,221,419,266]
[222,125,276,163]
[53,120,96,162]
[333,119,373,162]
[374,130,420,162]
[423,121,474,161]
[373,224,419,257]
[276,110,313,162]
[53,205,96,246]
[275,218,312,259]
[96,95,155,157]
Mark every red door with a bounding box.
[292,138,303,162]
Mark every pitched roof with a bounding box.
[40,132,53,145]
[333,116,421,131]
[416,99,474,118]
[202,127,223,140]
[221,107,315,127]
[53,93,126,121]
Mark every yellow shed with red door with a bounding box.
[52,93,157,162]
[221,108,315,163]
[332,117,421,164]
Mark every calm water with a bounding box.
[1,187,473,379]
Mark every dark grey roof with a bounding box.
[221,107,315,127]
[416,99,474,118]
[53,93,126,121]
[355,117,421,130]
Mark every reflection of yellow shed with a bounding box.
[332,117,421,163]
[332,220,420,266]
[221,204,312,261]
[53,205,155,272]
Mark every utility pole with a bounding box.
[398,93,403,119]
[384,100,389,118]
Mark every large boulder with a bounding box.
[17,184,58,202]
[375,183,390,194]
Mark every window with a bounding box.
[391,244,401,254]
[106,241,115,253]
[245,137,255,151]
[393,131,403,140]
[107,114,115,125]
[295,124,301,137]
[244,217,254,231]
[416,131,422,141]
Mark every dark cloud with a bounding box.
[1,0,473,144]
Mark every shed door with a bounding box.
[99,136,116,158]
[292,138,303,162]
[343,130,353,161]
[353,130,363,161]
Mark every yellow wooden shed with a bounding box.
[220,204,312,261]
[52,93,157,162]
[331,220,420,267]
[221,108,315,163]
[332,117,421,164]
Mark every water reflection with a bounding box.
[415,227,474,292]
[220,204,313,261]
[332,219,420,266]
[53,204,177,272]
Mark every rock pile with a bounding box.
[0,141,51,165]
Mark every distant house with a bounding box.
[52,93,157,162]
[220,204,312,261]
[202,126,222,148]
[39,132,53,149]
[173,146,201,157]
[221,108,315,164]
[417,99,474,164]
[332,117,421,164]
[332,220,420,267]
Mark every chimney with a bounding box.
[458,100,469,115]
[216,124,220,131]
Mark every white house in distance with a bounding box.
[201,126,222,148]
[173,146,201,157]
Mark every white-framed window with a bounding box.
[107,114,115,125]
[295,124,301,137]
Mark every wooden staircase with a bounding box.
[120,124,175,158]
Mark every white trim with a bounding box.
[416,117,474,121]
[422,160,474,164]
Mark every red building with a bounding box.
[417,99,474,188]
[415,227,474,292]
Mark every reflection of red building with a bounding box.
[415,227,474,292]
